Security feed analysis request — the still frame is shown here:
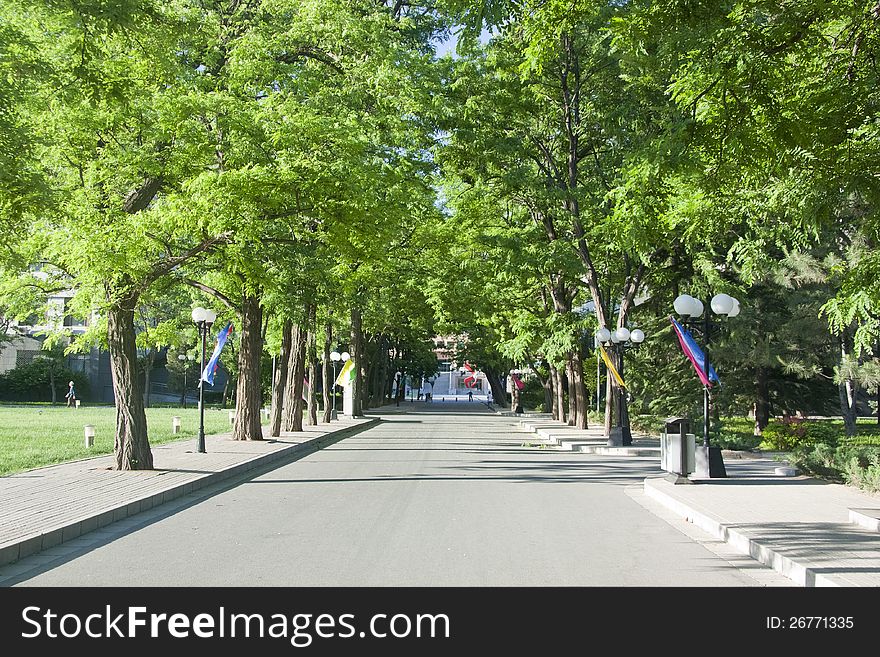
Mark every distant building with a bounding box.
[430,334,489,396]
[1,270,225,403]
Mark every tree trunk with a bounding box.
[350,306,364,417]
[557,365,566,423]
[369,338,386,408]
[541,369,552,414]
[572,352,587,429]
[222,375,231,408]
[270,320,292,437]
[511,377,521,413]
[322,320,332,423]
[233,293,263,441]
[282,323,306,431]
[551,365,565,423]
[838,338,858,437]
[566,359,577,426]
[839,380,858,437]
[483,366,508,407]
[306,311,318,426]
[107,298,153,470]
[361,335,376,409]
[753,366,771,436]
[49,367,57,405]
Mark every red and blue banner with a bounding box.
[463,362,477,388]
[670,316,719,387]
[201,323,233,386]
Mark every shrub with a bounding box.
[789,443,840,481]
[519,376,547,412]
[759,417,811,451]
[630,414,664,436]
[789,443,880,493]
[842,450,880,493]
[0,360,90,403]
[804,422,840,446]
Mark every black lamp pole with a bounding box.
[332,360,337,419]
[702,299,711,447]
[196,320,211,453]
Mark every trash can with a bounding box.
[661,417,695,479]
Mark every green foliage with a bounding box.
[714,416,762,451]
[760,417,829,452]
[840,450,880,494]
[629,413,664,436]
[789,443,880,494]
[519,375,546,412]
[0,359,90,402]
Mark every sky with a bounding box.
[432,27,494,59]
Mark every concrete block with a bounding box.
[61,523,82,542]
[0,543,20,566]
[606,427,623,446]
[41,529,63,549]
[17,536,42,560]
[80,515,98,534]
[849,508,880,533]
[96,510,115,527]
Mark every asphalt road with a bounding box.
[10,402,776,586]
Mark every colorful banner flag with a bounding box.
[599,345,626,389]
[512,373,525,390]
[201,323,233,386]
[669,316,719,387]
[463,362,477,388]
[335,359,356,387]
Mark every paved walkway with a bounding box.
[0,416,377,567]
[1,404,878,587]
[518,416,880,587]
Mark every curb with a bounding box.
[643,477,840,587]
[849,508,880,533]
[579,446,661,456]
[518,419,660,458]
[0,418,380,567]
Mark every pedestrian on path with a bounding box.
[468,390,473,401]
[65,380,76,408]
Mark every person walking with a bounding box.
[65,380,76,408]
[468,390,473,402]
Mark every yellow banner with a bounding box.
[335,359,355,387]
[599,346,626,389]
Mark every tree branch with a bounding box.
[277,47,343,75]
[141,232,233,289]
[181,278,239,312]
[122,177,162,214]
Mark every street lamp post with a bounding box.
[329,350,341,420]
[596,326,645,446]
[340,351,351,416]
[192,307,217,453]
[673,292,741,478]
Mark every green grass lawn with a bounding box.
[0,404,268,476]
